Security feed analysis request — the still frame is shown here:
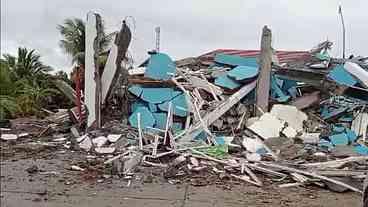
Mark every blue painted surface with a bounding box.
[215,136,226,145]
[332,125,346,133]
[329,133,349,146]
[271,75,290,102]
[214,53,258,67]
[128,85,144,97]
[148,103,158,112]
[227,66,259,81]
[346,129,357,142]
[319,139,334,150]
[338,115,353,122]
[354,144,368,155]
[321,107,348,120]
[172,122,183,133]
[140,88,177,104]
[152,112,167,129]
[128,106,156,129]
[145,53,176,80]
[131,101,147,112]
[214,75,241,89]
[328,65,357,86]
[158,94,188,117]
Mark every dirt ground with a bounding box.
[0,140,362,207]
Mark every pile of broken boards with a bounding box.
[71,47,368,193]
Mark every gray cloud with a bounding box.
[2,0,367,73]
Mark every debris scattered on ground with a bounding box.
[2,14,367,198]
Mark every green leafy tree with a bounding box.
[58,18,112,65]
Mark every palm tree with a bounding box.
[58,18,112,66]
[2,48,52,83]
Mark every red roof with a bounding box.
[199,49,311,64]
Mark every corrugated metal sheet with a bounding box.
[199,49,311,64]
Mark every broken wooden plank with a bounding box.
[187,80,257,139]
[260,162,362,193]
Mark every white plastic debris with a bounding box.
[95,147,115,154]
[76,134,89,143]
[79,136,92,151]
[1,134,18,141]
[18,133,29,138]
[107,134,122,143]
[92,136,108,147]
[242,137,264,153]
[246,152,262,162]
[70,165,85,171]
[299,133,321,144]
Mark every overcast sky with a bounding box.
[1,0,367,73]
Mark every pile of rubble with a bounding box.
[1,23,368,195]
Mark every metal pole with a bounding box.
[155,27,160,52]
[338,5,346,59]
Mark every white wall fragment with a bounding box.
[270,104,307,132]
[85,12,98,127]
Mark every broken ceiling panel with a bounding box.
[214,75,241,89]
[214,53,258,67]
[158,94,188,117]
[152,112,168,129]
[128,106,156,129]
[328,65,358,87]
[129,86,180,104]
[144,53,176,80]
[227,65,259,81]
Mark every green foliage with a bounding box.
[0,47,65,119]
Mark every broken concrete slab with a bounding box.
[270,104,308,132]
[101,31,119,103]
[92,136,108,147]
[95,147,115,154]
[79,136,92,151]
[248,113,284,139]
[107,134,122,143]
[84,12,98,127]
[144,52,176,80]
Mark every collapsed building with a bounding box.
[2,12,368,196]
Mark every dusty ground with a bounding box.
[0,140,362,207]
